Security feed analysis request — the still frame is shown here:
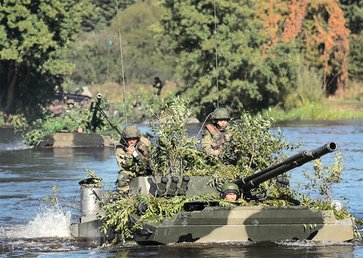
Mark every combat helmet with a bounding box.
[211,107,230,121]
[66,99,75,105]
[123,125,141,139]
[221,182,241,198]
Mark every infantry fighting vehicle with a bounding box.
[35,94,115,149]
[70,142,359,244]
[34,132,114,148]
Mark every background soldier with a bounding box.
[152,76,164,96]
[65,99,76,111]
[202,107,231,158]
[115,125,151,193]
[221,183,241,202]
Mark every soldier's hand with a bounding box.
[127,145,136,154]
[213,149,220,156]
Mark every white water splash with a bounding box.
[0,141,30,151]
[275,240,352,247]
[4,205,71,238]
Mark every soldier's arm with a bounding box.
[137,137,151,158]
[202,131,218,156]
[115,146,134,169]
[135,138,152,171]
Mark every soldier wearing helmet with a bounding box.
[221,183,241,202]
[115,124,151,193]
[65,99,76,110]
[202,107,231,158]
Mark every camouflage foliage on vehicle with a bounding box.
[149,97,210,176]
[22,96,119,146]
[99,97,351,244]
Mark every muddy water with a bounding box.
[1,121,363,257]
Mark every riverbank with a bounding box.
[2,93,363,128]
[82,82,363,122]
[263,99,363,121]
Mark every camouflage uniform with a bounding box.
[202,108,231,158]
[115,125,151,193]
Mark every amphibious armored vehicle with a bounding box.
[34,132,114,148]
[70,142,359,244]
[34,94,115,149]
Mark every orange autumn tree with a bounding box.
[257,0,350,98]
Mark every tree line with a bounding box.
[0,0,362,121]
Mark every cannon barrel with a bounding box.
[239,151,308,185]
[236,142,337,193]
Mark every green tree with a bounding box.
[67,0,177,88]
[340,0,363,82]
[110,0,177,83]
[81,0,137,32]
[66,31,117,85]
[340,0,363,34]
[0,0,94,119]
[161,0,298,118]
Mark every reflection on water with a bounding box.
[1,122,363,257]
[1,241,361,258]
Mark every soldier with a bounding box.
[221,183,241,202]
[115,125,152,193]
[202,107,231,158]
[64,98,86,132]
[152,76,163,96]
[65,99,76,110]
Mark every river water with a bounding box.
[1,121,363,257]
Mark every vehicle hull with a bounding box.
[133,206,355,244]
[35,132,114,148]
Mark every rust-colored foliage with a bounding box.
[257,0,350,97]
[281,0,308,42]
[258,0,287,46]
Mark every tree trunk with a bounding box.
[5,64,17,116]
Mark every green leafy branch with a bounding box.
[43,185,62,206]
[302,152,344,201]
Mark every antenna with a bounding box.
[115,0,128,125]
[213,1,219,108]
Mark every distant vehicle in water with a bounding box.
[32,93,116,149]
[34,132,114,148]
[70,142,361,244]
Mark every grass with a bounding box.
[263,78,363,121]
[263,100,363,121]
[90,80,363,122]
[1,79,362,127]
[89,81,178,104]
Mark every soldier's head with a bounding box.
[66,99,75,108]
[221,183,240,202]
[211,107,230,129]
[122,125,141,146]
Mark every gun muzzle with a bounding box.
[177,176,190,195]
[97,93,102,99]
[167,176,179,197]
[156,176,168,196]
